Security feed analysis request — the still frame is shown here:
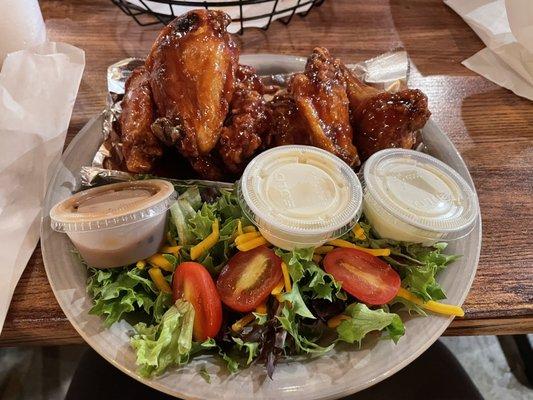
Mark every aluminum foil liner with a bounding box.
[80,166,233,193]
[83,49,411,187]
[262,49,408,93]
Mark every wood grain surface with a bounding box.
[1,0,531,346]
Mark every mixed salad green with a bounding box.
[86,184,461,379]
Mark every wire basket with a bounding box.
[111,0,326,33]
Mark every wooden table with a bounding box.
[1,0,531,346]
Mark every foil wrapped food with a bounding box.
[81,49,411,187]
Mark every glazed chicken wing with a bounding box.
[343,66,431,161]
[118,66,163,173]
[218,65,270,173]
[146,9,239,161]
[288,47,360,166]
[267,93,310,147]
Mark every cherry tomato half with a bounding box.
[172,262,222,341]
[323,248,400,305]
[216,246,283,313]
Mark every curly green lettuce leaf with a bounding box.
[252,311,268,325]
[198,365,211,383]
[131,299,195,377]
[219,350,240,373]
[169,204,194,245]
[188,203,217,241]
[215,190,244,220]
[274,248,346,301]
[277,305,334,355]
[87,267,157,327]
[169,187,203,245]
[178,186,202,209]
[153,291,173,323]
[389,296,427,317]
[301,263,346,301]
[274,248,314,283]
[402,263,446,301]
[280,283,315,319]
[336,303,405,345]
[232,337,260,365]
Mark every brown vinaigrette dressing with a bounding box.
[50,180,176,268]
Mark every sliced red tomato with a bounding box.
[216,246,282,313]
[172,262,222,341]
[323,248,400,305]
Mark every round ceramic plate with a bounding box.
[41,54,481,400]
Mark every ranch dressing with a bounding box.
[238,145,363,250]
[362,149,479,245]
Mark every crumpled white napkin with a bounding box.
[444,0,533,100]
[0,42,85,333]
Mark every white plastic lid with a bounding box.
[238,145,363,248]
[363,149,479,238]
[50,179,176,232]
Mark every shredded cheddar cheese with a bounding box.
[236,220,243,237]
[160,245,181,255]
[148,267,171,293]
[352,223,367,240]
[234,231,261,245]
[271,278,284,295]
[396,287,465,317]
[236,236,268,252]
[231,314,255,333]
[147,254,174,272]
[190,219,220,260]
[327,239,391,257]
[281,262,292,292]
[255,303,267,314]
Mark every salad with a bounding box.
[85,184,463,380]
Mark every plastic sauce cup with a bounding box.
[238,145,363,250]
[361,149,479,245]
[50,179,176,268]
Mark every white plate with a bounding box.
[41,54,481,400]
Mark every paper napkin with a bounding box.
[0,42,85,332]
[445,0,533,100]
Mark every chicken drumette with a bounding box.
[146,9,239,173]
[118,66,163,173]
[267,93,310,147]
[287,47,360,166]
[342,65,431,161]
[217,65,270,174]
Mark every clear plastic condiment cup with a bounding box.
[50,179,176,268]
[361,149,479,245]
[238,145,363,250]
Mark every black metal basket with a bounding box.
[112,0,326,33]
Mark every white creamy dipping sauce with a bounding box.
[362,149,479,245]
[238,145,363,250]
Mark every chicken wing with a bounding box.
[288,47,360,166]
[146,9,239,160]
[118,66,163,173]
[267,93,310,148]
[218,65,269,173]
[343,66,431,161]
